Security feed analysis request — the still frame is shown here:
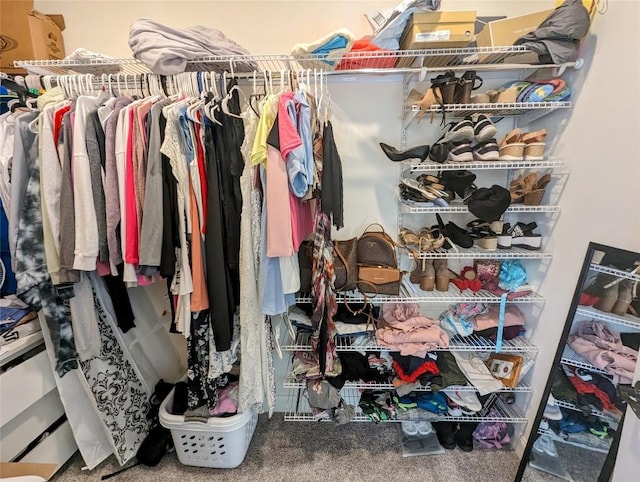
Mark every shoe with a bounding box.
[472,138,500,161]
[416,420,434,435]
[448,142,473,162]
[399,227,420,247]
[443,117,475,142]
[454,423,476,452]
[509,222,542,250]
[435,258,450,292]
[433,422,456,450]
[419,258,436,292]
[499,129,525,161]
[380,142,430,162]
[612,279,635,316]
[510,172,550,205]
[443,387,482,413]
[497,222,512,249]
[533,435,558,457]
[455,71,483,104]
[441,170,477,199]
[446,398,463,417]
[594,274,620,313]
[575,368,593,382]
[473,114,497,142]
[402,421,418,436]
[437,214,474,249]
[522,129,547,161]
[543,394,563,421]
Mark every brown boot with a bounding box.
[419,260,435,291]
[612,279,635,316]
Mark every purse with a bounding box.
[357,224,401,296]
[334,238,358,292]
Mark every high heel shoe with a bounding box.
[455,71,483,104]
[416,70,458,122]
[499,129,525,161]
[419,259,436,291]
[435,259,450,292]
[380,142,430,162]
[522,129,547,161]
[594,275,619,313]
[612,279,635,316]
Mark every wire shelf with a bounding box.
[536,428,610,454]
[414,246,553,260]
[13,46,568,76]
[400,203,560,214]
[284,388,528,423]
[406,101,571,121]
[283,332,537,354]
[403,159,568,171]
[560,347,610,376]
[284,375,532,393]
[554,400,621,426]
[575,306,640,331]
[589,263,640,282]
[296,279,545,304]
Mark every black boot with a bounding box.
[455,422,478,452]
[433,421,456,449]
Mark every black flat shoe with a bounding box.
[436,214,473,249]
[380,142,430,162]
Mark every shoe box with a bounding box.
[400,10,477,50]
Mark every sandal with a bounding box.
[399,228,420,247]
[522,129,547,161]
[499,128,525,161]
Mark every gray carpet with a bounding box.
[52,414,521,482]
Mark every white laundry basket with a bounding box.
[159,388,258,469]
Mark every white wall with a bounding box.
[32,0,640,468]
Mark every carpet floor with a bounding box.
[52,414,522,482]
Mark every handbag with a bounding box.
[334,238,358,292]
[357,223,401,296]
[298,238,358,293]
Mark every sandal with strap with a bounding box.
[455,71,483,104]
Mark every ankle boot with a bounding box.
[455,422,478,452]
[594,276,619,313]
[435,260,450,292]
[418,260,435,291]
[612,279,635,316]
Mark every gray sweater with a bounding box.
[85,110,108,263]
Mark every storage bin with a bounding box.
[158,388,258,469]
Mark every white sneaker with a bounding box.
[402,421,418,436]
[443,387,482,413]
[416,420,434,435]
[448,142,473,162]
[543,394,563,421]
[533,435,558,457]
[443,117,475,142]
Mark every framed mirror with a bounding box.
[516,242,640,481]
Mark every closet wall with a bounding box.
[31,0,640,454]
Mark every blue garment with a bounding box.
[310,35,350,67]
[294,91,315,191]
[0,197,16,295]
[177,106,195,164]
[284,98,309,197]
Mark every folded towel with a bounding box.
[129,19,256,75]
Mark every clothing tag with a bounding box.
[415,30,450,42]
[427,352,438,361]
[55,284,75,299]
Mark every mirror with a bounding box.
[517,242,640,481]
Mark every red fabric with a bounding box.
[566,368,617,411]
[53,104,71,145]
[337,39,397,70]
[277,92,303,160]
[194,116,208,234]
[392,359,439,382]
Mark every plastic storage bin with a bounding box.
[159,388,258,468]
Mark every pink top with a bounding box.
[278,92,302,160]
[288,191,313,250]
[124,109,139,265]
[265,145,293,257]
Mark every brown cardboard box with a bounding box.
[475,10,553,48]
[0,462,57,480]
[0,1,65,74]
[400,11,476,50]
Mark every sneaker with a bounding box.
[543,394,563,421]
[446,397,463,417]
[472,138,500,161]
[509,222,542,250]
[575,368,593,382]
[443,117,475,142]
[533,435,558,457]
[448,142,473,162]
[443,387,482,413]
[402,421,418,436]
[474,114,498,142]
[416,420,434,435]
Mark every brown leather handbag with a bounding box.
[334,238,358,292]
[357,224,402,295]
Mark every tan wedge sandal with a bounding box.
[499,129,525,161]
[523,129,547,161]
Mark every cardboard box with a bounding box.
[400,10,476,50]
[0,1,65,74]
[0,462,57,480]
[475,10,553,48]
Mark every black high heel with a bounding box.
[436,213,474,249]
[379,142,430,162]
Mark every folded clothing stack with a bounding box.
[129,19,257,75]
[0,305,39,347]
[376,303,449,357]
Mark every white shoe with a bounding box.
[443,387,482,413]
[416,420,434,435]
[402,421,418,436]
[533,435,558,457]
[543,394,563,421]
